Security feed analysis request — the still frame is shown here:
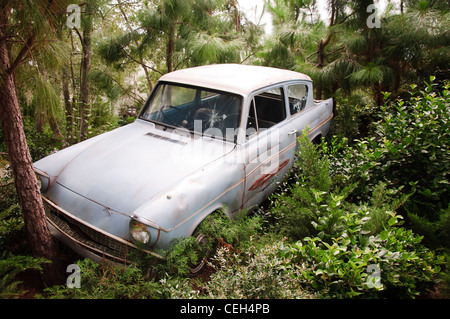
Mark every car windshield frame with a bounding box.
[139,82,243,143]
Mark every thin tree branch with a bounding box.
[94,68,145,104]
[5,0,56,75]
[305,49,319,62]
[6,33,35,74]
[0,180,14,188]
[325,46,345,57]
[120,46,164,75]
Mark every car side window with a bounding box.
[246,87,286,138]
[288,84,308,115]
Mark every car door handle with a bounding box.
[288,129,297,136]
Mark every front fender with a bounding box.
[131,153,245,250]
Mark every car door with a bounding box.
[241,85,297,210]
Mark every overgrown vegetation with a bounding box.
[0,192,50,299]
[41,259,161,299]
[325,79,450,255]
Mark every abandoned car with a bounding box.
[34,64,333,264]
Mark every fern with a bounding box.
[0,254,49,299]
[0,204,23,252]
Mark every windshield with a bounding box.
[140,83,242,141]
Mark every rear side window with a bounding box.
[246,87,286,137]
[288,84,308,115]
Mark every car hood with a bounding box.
[47,120,235,214]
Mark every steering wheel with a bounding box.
[157,105,187,127]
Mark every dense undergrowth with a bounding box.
[1,78,448,299]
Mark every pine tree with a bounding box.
[0,0,68,286]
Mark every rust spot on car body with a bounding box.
[248,159,290,191]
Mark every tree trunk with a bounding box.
[229,0,240,32]
[48,109,64,141]
[141,63,153,92]
[315,39,327,100]
[79,7,93,141]
[34,110,45,133]
[166,25,175,73]
[62,68,74,144]
[41,67,64,141]
[69,30,79,142]
[0,9,64,286]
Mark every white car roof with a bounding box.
[158,64,312,96]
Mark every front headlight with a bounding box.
[129,219,151,244]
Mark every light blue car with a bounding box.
[34,64,333,264]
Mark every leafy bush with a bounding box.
[377,79,450,220]
[0,204,23,252]
[0,162,22,252]
[89,96,122,138]
[151,236,203,277]
[194,211,262,250]
[282,209,443,298]
[203,240,313,299]
[329,90,377,141]
[324,78,450,250]
[0,168,41,299]
[268,134,395,242]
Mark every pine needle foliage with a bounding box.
[32,71,62,125]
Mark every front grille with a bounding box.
[44,200,137,263]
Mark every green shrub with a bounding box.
[23,118,62,162]
[377,79,450,221]
[203,240,313,299]
[0,170,39,299]
[194,211,262,250]
[282,209,444,298]
[325,78,450,250]
[267,134,335,240]
[151,236,202,277]
[329,90,377,141]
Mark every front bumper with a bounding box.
[42,196,163,264]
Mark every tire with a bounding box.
[189,233,211,276]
